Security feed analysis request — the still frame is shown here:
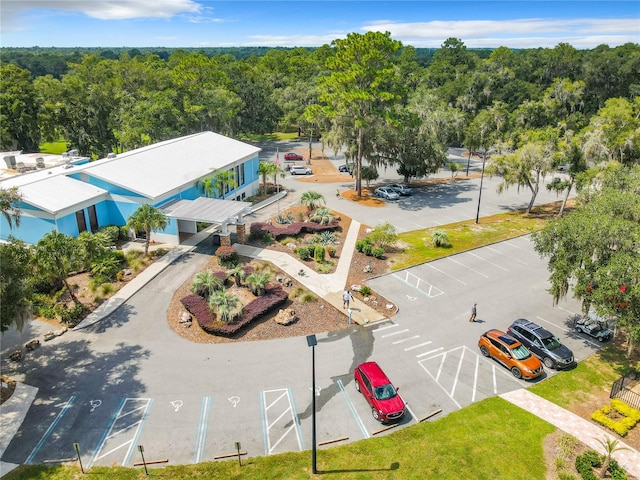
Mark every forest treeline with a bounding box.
[0,36,638,165]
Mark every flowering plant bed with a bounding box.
[591,398,640,436]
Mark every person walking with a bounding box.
[343,290,354,309]
[469,302,477,322]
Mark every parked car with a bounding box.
[478,329,544,380]
[338,163,354,174]
[290,165,312,175]
[507,319,575,370]
[284,152,303,161]
[354,361,406,423]
[388,184,413,196]
[574,311,613,342]
[374,186,400,200]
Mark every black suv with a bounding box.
[507,319,575,370]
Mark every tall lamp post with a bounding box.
[475,151,487,224]
[306,334,318,474]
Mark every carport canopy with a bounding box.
[160,197,252,224]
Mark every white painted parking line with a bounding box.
[449,347,466,397]
[416,347,443,358]
[25,396,76,464]
[446,257,489,279]
[390,271,445,298]
[392,335,420,345]
[88,398,153,468]
[261,388,303,455]
[381,329,409,338]
[404,341,432,352]
[336,379,369,439]
[425,263,467,286]
[418,358,462,410]
[373,323,399,332]
[468,252,509,271]
[472,356,479,402]
[404,402,419,424]
[486,246,528,265]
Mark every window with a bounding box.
[239,163,245,186]
[75,210,87,233]
[88,205,98,232]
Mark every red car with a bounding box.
[284,152,303,161]
[354,361,406,422]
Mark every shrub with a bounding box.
[313,245,325,262]
[368,223,397,248]
[97,225,123,244]
[359,285,372,296]
[591,399,640,436]
[291,286,305,298]
[300,292,317,303]
[215,246,239,266]
[356,238,372,253]
[326,246,337,257]
[296,247,311,261]
[250,221,338,239]
[309,208,335,225]
[432,230,452,248]
[100,283,115,296]
[575,450,600,480]
[314,231,338,245]
[181,294,216,332]
[315,261,334,273]
[371,247,385,259]
[275,213,294,224]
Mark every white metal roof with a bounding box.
[17,175,108,215]
[76,131,261,199]
[160,197,252,224]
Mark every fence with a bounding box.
[610,371,640,410]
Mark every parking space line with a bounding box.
[449,348,466,397]
[288,387,305,451]
[390,271,445,297]
[372,323,399,332]
[404,341,432,352]
[472,356,479,402]
[336,379,369,439]
[193,396,210,464]
[381,329,409,338]
[88,398,126,467]
[392,335,420,345]
[404,403,419,424]
[25,395,76,464]
[486,246,528,265]
[264,389,288,410]
[446,257,489,279]
[123,399,153,466]
[468,252,509,271]
[425,263,467,286]
[492,366,498,394]
[417,360,462,410]
[416,347,443,358]
[261,388,303,455]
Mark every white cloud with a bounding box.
[361,18,640,48]
[2,0,202,21]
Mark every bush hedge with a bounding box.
[181,285,288,337]
[591,399,640,436]
[250,221,338,239]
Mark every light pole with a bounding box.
[475,151,487,224]
[306,334,318,474]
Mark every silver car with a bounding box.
[374,186,400,200]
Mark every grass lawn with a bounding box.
[3,397,553,480]
[391,210,547,271]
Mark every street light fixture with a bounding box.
[306,334,318,474]
[475,151,487,224]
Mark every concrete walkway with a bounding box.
[234,219,387,325]
[0,383,38,477]
[501,389,640,478]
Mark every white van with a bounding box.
[290,165,312,175]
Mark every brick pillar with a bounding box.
[219,232,231,247]
[236,222,246,244]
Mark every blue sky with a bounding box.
[1,1,639,49]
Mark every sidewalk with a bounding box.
[0,383,38,477]
[501,389,640,478]
[234,218,387,325]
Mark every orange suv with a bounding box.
[478,329,544,380]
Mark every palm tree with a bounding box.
[212,170,238,200]
[0,186,23,230]
[208,289,242,323]
[198,176,217,198]
[226,265,246,287]
[300,191,325,211]
[597,436,629,478]
[246,271,271,296]
[34,231,82,305]
[126,204,169,256]
[191,269,224,298]
[258,161,278,196]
